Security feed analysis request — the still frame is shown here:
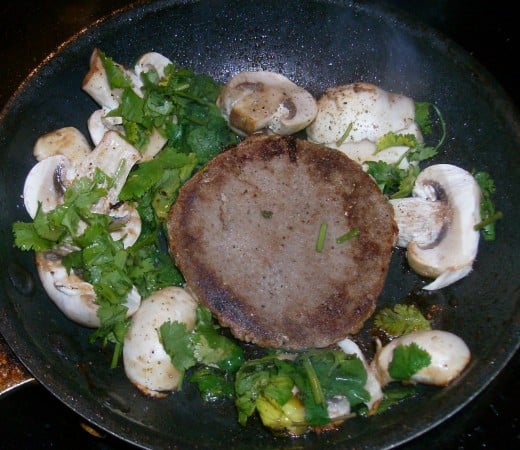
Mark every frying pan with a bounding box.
[0,0,518,448]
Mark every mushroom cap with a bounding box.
[404,164,481,289]
[123,287,197,397]
[217,71,317,136]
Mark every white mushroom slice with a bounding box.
[82,48,143,110]
[76,130,141,207]
[108,202,142,248]
[391,164,481,290]
[123,287,198,397]
[35,251,141,328]
[337,337,383,412]
[82,48,121,110]
[306,83,422,166]
[134,52,173,79]
[217,71,317,136]
[87,109,123,146]
[23,154,75,218]
[372,330,471,387]
[33,127,91,163]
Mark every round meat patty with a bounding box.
[167,134,397,350]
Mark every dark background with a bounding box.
[0,1,518,449]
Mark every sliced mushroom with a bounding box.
[76,130,141,208]
[217,71,317,136]
[33,127,91,163]
[371,330,471,387]
[134,52,173,79]
[108,202,142,248]
[24,130,141,219]
[123,287,198,397]
[23,154,75,218]
[82,48,142,110]
[26,127,93,216]
[87,109,123,146]
[390,164,481,290]
[36,251,141,328]
[306,83,422,167]
[25,128,143,327]
[337,337,383,413]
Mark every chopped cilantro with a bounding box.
[374,304,431,338]
[189,366,236,401]
[473,171,502,240]
[375,132,419,154]
[234,350,369,429]
[103,53,238,161]
[415,102,433,135]
[159,306,245,389]
[367,103,445,198]
[366,160,420,199]
[388,342,432,381]
[99,51,133,89]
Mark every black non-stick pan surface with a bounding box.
[0,1,518,449]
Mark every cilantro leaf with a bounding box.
[189,367,235,401]
[415,102,433,135]
[99,51,133,89]
[159,306,245,390]
[103,53,239,157]
[366,160,420,198]
[234,349,369,429]
[159,320,198,372]
[375,132,419,153]
[388,342,432,380]
[367,103,446,199]
[12,220,55,251]
[374,304,431,338]
[473,171,502,240]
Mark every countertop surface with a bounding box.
[0,1,518,449]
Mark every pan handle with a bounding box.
[0,334,35,397]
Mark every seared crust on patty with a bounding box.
[167,134,397,349]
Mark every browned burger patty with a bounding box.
[167,134,397,349]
